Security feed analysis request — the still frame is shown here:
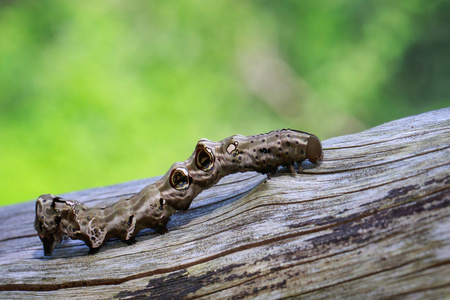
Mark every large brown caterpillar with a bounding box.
[34,129,323,256]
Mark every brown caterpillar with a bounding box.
[34,129,323,256]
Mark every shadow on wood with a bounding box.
[0,108,449,299]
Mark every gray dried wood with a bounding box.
[0,108,449,299]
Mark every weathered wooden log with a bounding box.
[0,108,449,299]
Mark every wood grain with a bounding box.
[0,108,449,299]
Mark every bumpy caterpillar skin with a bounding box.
[34,129,323,256]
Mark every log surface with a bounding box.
[0,108,449,299]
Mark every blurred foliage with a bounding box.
[0,0,448,206]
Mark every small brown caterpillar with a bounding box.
[34,129,323,256]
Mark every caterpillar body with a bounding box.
[34,129,323,256]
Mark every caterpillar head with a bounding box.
[306,135,324,163]
[34,194,66,256]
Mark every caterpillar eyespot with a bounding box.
[34,129,323,256]
[169,167,191,190]
[195,144,215,172]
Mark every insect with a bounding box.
[34,129,323,256]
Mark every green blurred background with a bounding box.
[1,1,449,206]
